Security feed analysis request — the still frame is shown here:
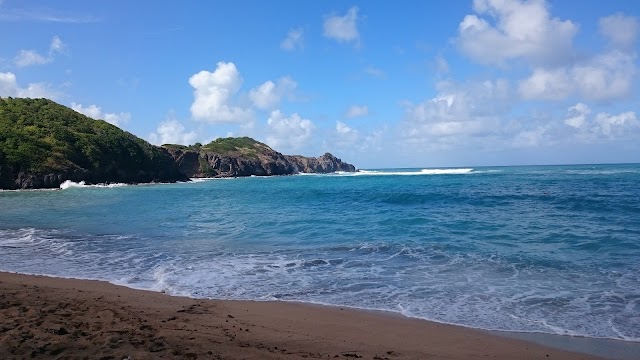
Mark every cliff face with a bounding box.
[165,139,356,178]
[285,153,356,173]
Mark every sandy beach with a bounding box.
[0,272,605,360]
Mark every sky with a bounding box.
[1,0,639,168]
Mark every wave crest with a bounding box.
[60,180,128,189]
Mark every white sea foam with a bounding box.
[59,180,128,189]
[303,168,477,177]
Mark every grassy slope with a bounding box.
[164,137,271,158]
[0,97,171,176]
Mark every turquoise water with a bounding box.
[1,164,639,342]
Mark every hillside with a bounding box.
[0,97,187,189]
[0,98,356,189]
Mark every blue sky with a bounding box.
[1,0,639,168]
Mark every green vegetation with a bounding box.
[202,136,267,154]
[0,97,171,176]
[161,144,190,151]
[163,137,268,160]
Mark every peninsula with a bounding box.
[0,98,355,190]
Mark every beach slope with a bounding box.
[0,272,602,359]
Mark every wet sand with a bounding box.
[0,272,604,359]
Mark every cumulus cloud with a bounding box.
[14,50,49,67]
[147,119,198,146]
[0,71,59,99]
[49,35,65,53]
[249,76,297,110]
[519,50,636,101]
[512,125,551,148]
[14,35,66,67]
[572,51,635,101]
[345,105,369,118]
[599,13,639,49]
[280,28,304,51]
[563,103,639,140]
[336,121,357,136]
[327,121,383,154]
[518,67,573,100]
[265,110,314,150]
[189,61,252,124]
[71,102,131,128]
[323,7,360,44]
[402,79,510,144]
[456,0,577,66]
[595,112,638,137]
[564,103,591,129]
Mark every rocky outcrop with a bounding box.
[165,145,356,178]
[285,153,356,173]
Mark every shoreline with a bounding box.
[0,271,614,359]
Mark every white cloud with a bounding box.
[594,111,638,137]
[0,5,99,23]
[404,79,509,139]
[104,113,131,127]
[345,105,369,118]
[335,121,359,145]
[14,50,49,67]
[13,35,66,67]
[572,50,635,101]
[49,35,65,54]
[71,102,101,118]
[71,102,131,128]
[147,119,198,146]
[364,65,385,79]
[0,71,58,99]
[518,67,573,100]
[512,125,550,148]
[599,13,639,49]
[328,121,383,154]
[280,28,304,51]
[266,110,314,150]
[249,76,297,110]
[564,103,591,129]
[519,50,635,101]
[563,103,639,140]
[189,61,253,123]
[456,0,577,66]
[323,7,360,44]
[336,121,357,136]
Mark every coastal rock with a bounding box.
[285,153,356,173]
[164,138,356,178]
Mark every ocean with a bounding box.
[1,164,639,343]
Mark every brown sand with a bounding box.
[0,272,602,360]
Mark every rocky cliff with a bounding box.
[164,137,356,178]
